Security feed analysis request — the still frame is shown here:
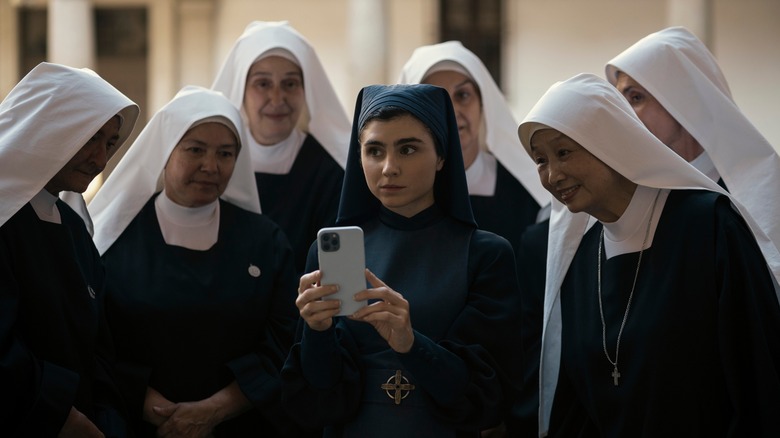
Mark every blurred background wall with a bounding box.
[1,0,778,197]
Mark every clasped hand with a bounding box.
[143,387,217,438]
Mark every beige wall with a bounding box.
[211,0,437,113]
[1,0,778,150]
[504,0,780,151]
[714,0,780,152]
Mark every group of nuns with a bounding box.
[1,20,779,438]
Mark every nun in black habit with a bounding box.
[520,74,780,437]
[89,86,299,437]
[211,21,351,276]
[0,62,139,437]
[281,84,523,437]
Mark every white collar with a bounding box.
[465,150,497,196]
[155,191,219,250]
[248,128,305,174]
[30,189,61,224]
[602,186,669,259]
[689,151,720,183]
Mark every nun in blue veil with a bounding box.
[281,84,522,436]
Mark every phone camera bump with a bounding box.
[321,232,340,252]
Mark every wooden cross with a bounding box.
[611,366,621,386]
[380,370,416,405]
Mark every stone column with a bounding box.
[0,0,19,98]
[667,0,713,47]
[48,0,94,68]
[148,0,177,114]
[348,0,388,90]
[178,0,216,88]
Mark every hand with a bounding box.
[350,269,414,353]
[143,386,174,427]
[297,270,342,331]
[58,407,105,438]
[153,400,218,438]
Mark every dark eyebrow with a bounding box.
[362,136,424,148]
[394,137,423,146]
[455,79,474,89]
[361,139,385,149]
[182,138,208,147]
[619,80,647,96]
[248,71,302,79]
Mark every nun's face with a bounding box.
[45,115,121,194]
[164,122,238,208]
[423,70,482,169]
[360,114,444,218]
[243,55,305,145]
[614,72,703,161]
[530,129,636,222]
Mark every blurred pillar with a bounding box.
[48,0,95,68]
[179,0,215,88]
[667,0,713,47]
[348,0,388,90]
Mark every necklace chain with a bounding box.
[597,189,661,386]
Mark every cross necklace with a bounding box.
[597,189,660,386]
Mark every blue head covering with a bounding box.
[336,84,475,227]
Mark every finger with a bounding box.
[296,284,340,307]
[351,298,408,320]
[153,404,177,418]
[304,306,342,327]
[354,287,408,309]
[298,295,341,316]
[365,269,386,288]
[298,270,322,294]
[358,309,408,325]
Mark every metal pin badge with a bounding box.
[248,264,261,278]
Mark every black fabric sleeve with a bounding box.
[410,230,522,429]
[281,320,364,429]
[713,198,780,436]
[0,229,78,436]
[506,219,549,437]
[228,226,299,408]
[280,243,364,429]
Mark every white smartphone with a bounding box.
[317,226,368,316]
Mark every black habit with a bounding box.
[549,190,780,437]
[255,134,344,275]
[1,201,126,436]
[469,160,540,269]
[103,197,299,437]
